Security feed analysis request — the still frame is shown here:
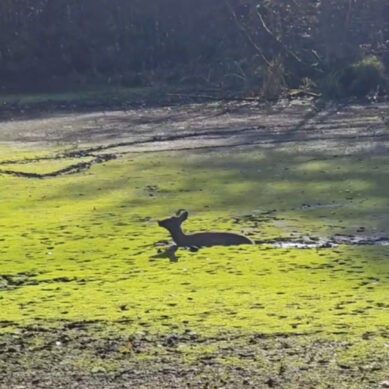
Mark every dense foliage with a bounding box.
[0,0,388,97]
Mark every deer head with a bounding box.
[158,209,188,231]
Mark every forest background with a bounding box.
[0,0,388,100]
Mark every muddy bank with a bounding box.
[0,326,387,389]
[0,99,388,178]
[0,100,387,154]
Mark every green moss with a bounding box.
[72,354,124,374]
[336,337,389,367]
[0,146,388,343]
[0,146,55,163]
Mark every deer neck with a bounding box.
[169,226,187,246]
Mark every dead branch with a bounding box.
[223,0,271,67]
[255,8,303,65]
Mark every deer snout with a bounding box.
[158,220,167,228]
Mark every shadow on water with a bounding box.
[33,145,389,237]
[3,143,389,275]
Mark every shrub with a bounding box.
[320,56,385,99]
[343,56,385,97]
[260,59,286,100]
[299,77,317,91]
[319,71,345,99]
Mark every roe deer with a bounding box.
[158,210,253,248]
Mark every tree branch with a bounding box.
[255,8,303,65]
[224,0,271,67]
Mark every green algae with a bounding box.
[0,146,55,163]
[0,145,388,343]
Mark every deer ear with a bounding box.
[179,211,188,222]
[176,209,186,216]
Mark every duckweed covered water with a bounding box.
[0,146,388,338]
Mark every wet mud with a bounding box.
[0,326,387,389]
